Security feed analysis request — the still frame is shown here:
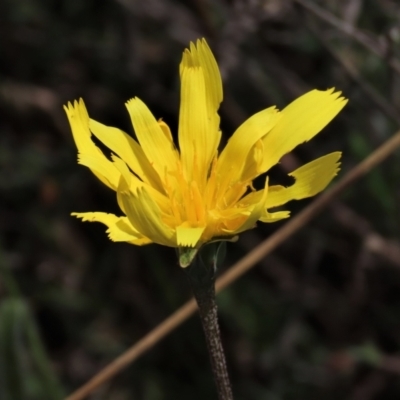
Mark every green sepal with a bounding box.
[178,247,199,268]
[178,236,233,269]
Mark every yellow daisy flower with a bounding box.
[65,38,347,264]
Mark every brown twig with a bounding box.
[65,130,400,400]
[65,299,198,400]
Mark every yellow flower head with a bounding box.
[65,38,347,263]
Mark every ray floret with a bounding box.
[65,38,347,262]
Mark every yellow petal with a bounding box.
[259,210,291,223]
[64,99,91,154]
[224,178,270,235]
[176,224,205,247]
[158,119,174,142]
[89,119,164,192]
[118,184,176,247]
[178,65,219,184]
[72,212,151,245]
[219,210,251,233]
[240,139,264,183]
[266,152,341,208]
[180,38,222,116]
[112,155,171,215]
[64,99,119,190]
[78,154,120,189]
[112,155,141,192]
[260,89,348,173]
[125,97,178,180]
[217,107,281,186]
[179,39,223,185]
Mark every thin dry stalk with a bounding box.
[66,130,400,400]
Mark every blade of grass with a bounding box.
[23,303,66,400]
[0,299,25,400]
[0,246,65,400]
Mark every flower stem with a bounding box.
[184,248,234,400]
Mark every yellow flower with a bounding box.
[65,38,347,259]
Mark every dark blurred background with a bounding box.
[1,0,400,399]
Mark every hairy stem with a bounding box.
[185,256,233,400]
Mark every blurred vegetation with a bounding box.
[1,0,400,399]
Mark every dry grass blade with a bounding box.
[65,299,198,400]
[216,130,400,292]
[66,130,400,400]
